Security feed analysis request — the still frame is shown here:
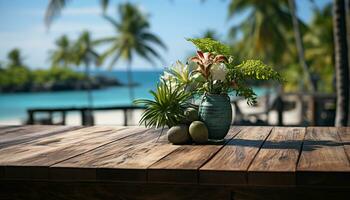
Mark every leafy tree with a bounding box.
[288,0,316,92]
[71,31,100,108]
[201,29,220,41]
[49,35,72,68]
[227,0,293,65]
[95,2,167,102]
[227,0,316,92]
[7,49,25,68]
[304,4,334,93]
[2,49,31,90]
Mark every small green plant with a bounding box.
[134,80,192,128]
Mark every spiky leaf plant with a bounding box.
[134,80,192,128]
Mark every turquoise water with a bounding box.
[0,70,268,121]
[0,71,160,121]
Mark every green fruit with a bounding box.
[167,125,191,144]
[189,121,208,144]
[184,107,199,123]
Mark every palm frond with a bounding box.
[141,33,167,50]
[100,0,109,13]
[103,15,120,29]
[45,0,69,28]
[93,37,116,45]
[107,49,123,70]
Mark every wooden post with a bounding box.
[27,110,34,125]
[81,110,86,126]
[48,111,53,125]
[124,109,128,126]
[61,111,66,125]
[276,95,284,126]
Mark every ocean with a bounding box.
[0,70,268,122]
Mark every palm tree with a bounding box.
[288,0,316,92]
[333,0,349,126]
[228,0,317,92]
[228,0,293,65]
[304,4,334,93]
[44,0,109,28]
[72,31,100,125]
[50,35,72,67]
[7,49,25,68]
[95,3,166,102]
[201,29,220,40]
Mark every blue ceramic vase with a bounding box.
[198,93,232,141]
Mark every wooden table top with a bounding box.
[0,125,350,188]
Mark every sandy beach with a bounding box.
[0,110,145,126]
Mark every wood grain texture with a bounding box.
[97,134,179,182]
[0,126,145,180]
[337,127,350,160]
[148,127,242,184]
[0,126,22,135]
[2,125,350,190]
[51,127,161,181]
[0,125,81,149]
[199,126,272,185]
[247,127,305,186]
[297,127,350,186]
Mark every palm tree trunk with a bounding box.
[84,61,94,126]
[346,0,350,125]
[127,61,135,102]
[85,62,94,108]
[288,0,317,92]
[333,0,349,126]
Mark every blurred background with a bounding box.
[0,0,349,127]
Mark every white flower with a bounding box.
[210,63,228,81]
[172,61,185,74]
[161,71,172,81]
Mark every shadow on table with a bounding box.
[222,139,350,151]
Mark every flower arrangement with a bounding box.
[134,38,282,144]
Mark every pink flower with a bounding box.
[190,51,227,79]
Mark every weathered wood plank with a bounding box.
[1,126,146,180]
[247,127,305,186]
[199,126,272,185]
[97,133,180,182]
[0,125,22,135]
[0,125,81,149]
[297,127,350,186]
[50,127,161,181]
[337,127,350,161]
[148,127,242,184]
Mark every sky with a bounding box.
[0,0,331,71]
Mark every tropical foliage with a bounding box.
[134,81,192,128]
[228,0,293,65]
[45,0,109,28]
[95,2,166,101]
[226,0,336,94]
[0,49,84,92]
[135,38,281,128]
[50,35,72,68]
[304,4,334,92]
